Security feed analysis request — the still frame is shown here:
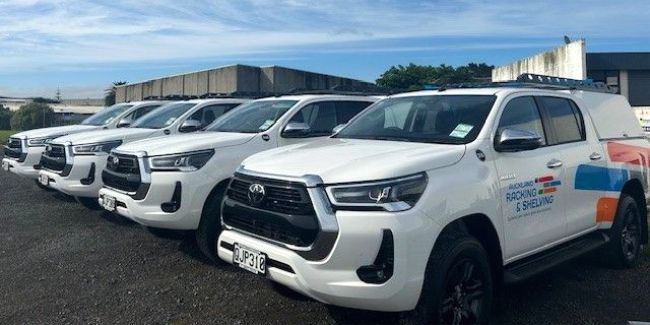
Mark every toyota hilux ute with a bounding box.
[98,95,378,260]
[217,75,650,324]
[38,99,248,206]
[2,101,164,181]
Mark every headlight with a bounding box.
[326,173,428,212]
[72,141,122,155]
[27,137,56,147]
[148,150,214,172]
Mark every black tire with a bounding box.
[34,179,55,191]
[409,227,493,325]
[196,184,227,264]
[604,194,643,269]
[77,196,102,210]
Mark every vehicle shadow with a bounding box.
[98,210,139,226]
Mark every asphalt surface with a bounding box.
[1,169,650,324]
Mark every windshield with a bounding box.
[131,102,197,129]
[206,100,298,133]
[336,95,496,144]
[81,103,134,126]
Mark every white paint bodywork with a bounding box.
[39,99,248,198]
[98,95,379,230]
[218,87,650,312]
[2,101,163,179]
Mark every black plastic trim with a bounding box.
[80,163,96,185]
[161,182,182,213]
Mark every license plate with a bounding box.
[2,161,9,172]
[101,195,116,212]
[233,243,267,275]
[39,174,49,186]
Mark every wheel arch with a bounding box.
[621,178,648,244]
[435,214,504,283]
[198,178,232,225]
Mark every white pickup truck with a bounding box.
[98,95,378,261]
[38,99,247,206]
[217,76,650,324]
[2,101,164,181]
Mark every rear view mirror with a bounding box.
[117,118,132,128]
[495,128,543,152]
[282,122,311,138]
[179,119,202,133]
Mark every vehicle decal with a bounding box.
[607,142,650,167]
[505,175,561,220]
[596,197,618,223]
[574,165,629,192]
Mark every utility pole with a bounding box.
[55,87,61,102]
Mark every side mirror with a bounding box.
[332,123,347,134]
[179,119,202,133]
[117,118,132,128]
[282,122,311,138]
[495,128,543,152]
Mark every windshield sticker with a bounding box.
[259,119,274,131]
[505,175,562,221]
[449,124,474,138]
[165,118,177,126]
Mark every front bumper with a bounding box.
[3,147,45,179]
[98,169,215,230]
[218,208,441,312]
[39,155,106,198]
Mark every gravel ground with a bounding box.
[1,169,649,324]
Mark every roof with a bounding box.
[255,94,380,101]
[587,52,650,71]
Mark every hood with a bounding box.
[52,128,158,145]
[117,132,256,156]
[11,125,98,140]
[242,138,466,184]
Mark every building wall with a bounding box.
[492,40,587,82]
[114,64,373,102]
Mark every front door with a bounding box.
[493,96,568,261]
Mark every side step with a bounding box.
[504,232,609,284]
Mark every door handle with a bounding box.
[547,159,563,169]
[589,152,602,161]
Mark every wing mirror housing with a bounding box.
[179,119,202,133]
[495,128,543,152]
[117,118,132,128]
[282,122,311,138]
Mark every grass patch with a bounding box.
[0,130,15,145]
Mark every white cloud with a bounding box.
[1,0,648,73]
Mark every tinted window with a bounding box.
[336,95,496,144]
[189,104,241,128]
[497,97,546,145]
[538,97,584,144]
[81,103,134,126]
[132,105,161,120]
[288,101,373,137]
[132,102,197,129]
[206,100,298,133]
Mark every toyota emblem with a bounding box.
[111,156,119,165]
[247,183,266,206]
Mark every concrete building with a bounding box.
[115,64,375,103]
[492,40,650,121]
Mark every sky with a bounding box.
[1,0,650,99]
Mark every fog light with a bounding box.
[357,229,394,284]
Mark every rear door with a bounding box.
[493,96,568,260]
[537,96,603,235]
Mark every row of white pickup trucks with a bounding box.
[3,74,648,324]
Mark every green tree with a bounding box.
[0,104,12,130]
[10,102,55,131]
[104,81,128,106]
[376,62,494,90]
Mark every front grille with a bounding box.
[40,144,67,171]
[223,175,319,247]
[228,178,314,215]
[102,154,141,193]
[3,138,22,159]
